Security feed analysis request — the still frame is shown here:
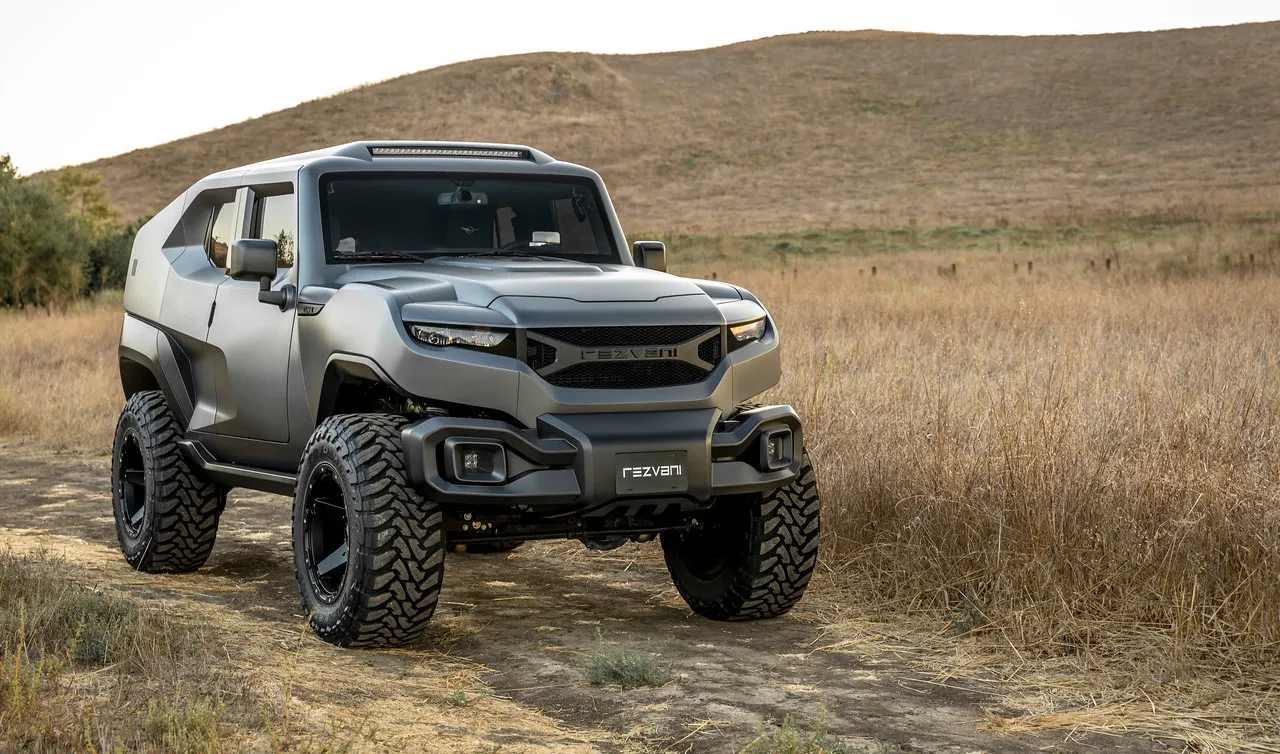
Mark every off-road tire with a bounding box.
[662,452,820,620]
[293,414,444,648]
[111,391,226,573]
[450,538,525,554]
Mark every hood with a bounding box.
[332,257,726,307]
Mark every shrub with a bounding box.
[0,156,137,308]
[581,634,672,689]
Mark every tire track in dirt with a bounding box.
[0,443,1162,752]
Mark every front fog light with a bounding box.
[759,427,793,471]
[443,439,507,484]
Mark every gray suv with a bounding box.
[112,142,821,647]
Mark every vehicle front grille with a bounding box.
[698,336,722,365]
[526,339,557,370]
[541,361,711,390]
[530,325,714,348]
[524,325,723,389]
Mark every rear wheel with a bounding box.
[111,391,226,573]
[293,414,444,648]
[662,453,820,620]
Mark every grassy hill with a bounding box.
[56,23,1280,232]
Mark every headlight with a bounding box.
[409,324,510,349]
[729,318,766,344]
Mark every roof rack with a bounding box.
[367,145,533,160]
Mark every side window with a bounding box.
[252,191,296,268]
[206,200,237,269]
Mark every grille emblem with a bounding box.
[581,347,678,361]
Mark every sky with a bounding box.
[2,0,1277,173]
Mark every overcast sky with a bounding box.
[2,0,1276,173]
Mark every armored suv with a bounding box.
[112,142,820,647]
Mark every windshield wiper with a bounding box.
[446,249,577,262]
[332,250,426,263]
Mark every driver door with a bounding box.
[204,186,297,443]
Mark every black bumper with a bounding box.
[401,405,803,510]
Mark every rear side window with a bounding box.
[206,200,237,269]
[251,191,296,268]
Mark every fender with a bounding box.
[119,313,197,425]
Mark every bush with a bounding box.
[0,156,138,308]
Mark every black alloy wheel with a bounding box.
[301,462,349,603]
[117,429,147,536]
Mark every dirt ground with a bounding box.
[0,442,1166,753]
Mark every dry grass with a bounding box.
[0,548,296,751]
[40,24,1280,232]
[2,217,1280,747]
[680,218,1280,750]
[0,291,122,451]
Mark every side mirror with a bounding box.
[229,238,294,310]
[228,238,278,281]
[632,241,667,273]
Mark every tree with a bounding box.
[54,167,118,236]
[0,155,93,308]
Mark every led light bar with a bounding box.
[368,146,532,160]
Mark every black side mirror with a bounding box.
[229,238,294,310]
[632,241,667,272]
[229,238,278,281]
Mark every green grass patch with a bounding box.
[581,633,672,689]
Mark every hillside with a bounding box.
[58,23,1280,232]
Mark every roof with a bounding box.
[206,141,565,182]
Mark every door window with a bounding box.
[206,200,237,269]
[251,191,296,268]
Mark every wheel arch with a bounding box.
[314,355,408,425]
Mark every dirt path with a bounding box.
[0,443,1163,753]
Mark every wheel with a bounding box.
[662,452,820,620]
[293,414,444,647]
[111,391,226,573]
[450,538,525,554]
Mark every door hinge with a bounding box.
[207,300,217,327]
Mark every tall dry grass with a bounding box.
[685,230,1280,748]
[761,264,1280,650]
[0,292,123,451]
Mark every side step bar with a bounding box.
[179,440,297,496]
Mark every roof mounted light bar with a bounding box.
[368,146,533,160]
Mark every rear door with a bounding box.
[203,185,298,443]
[155,189,241,431]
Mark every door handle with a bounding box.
[207,300,217,327]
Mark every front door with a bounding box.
[204,186,298,443]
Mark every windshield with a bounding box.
[320,174,618,263]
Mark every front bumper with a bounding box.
[401,405,803,512]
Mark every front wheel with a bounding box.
[292,414,444,648]
[662,453,820,620]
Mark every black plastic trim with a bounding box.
[179,440,297,496]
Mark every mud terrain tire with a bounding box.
[662,453,820,620]
[111,391,226,573]
[293,414,444,648]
